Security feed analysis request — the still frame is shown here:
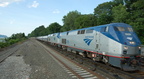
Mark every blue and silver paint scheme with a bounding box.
[37,23,141,71]
[94,23,141,71]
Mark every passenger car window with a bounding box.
[81,30,85,34]
[77,31,81,34]
[67,32,69,35]
[77,30,85,34]
[86,29,93,33]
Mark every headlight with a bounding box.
[124,46,128,50]
[129,41,135,45]
[138,46,141,49]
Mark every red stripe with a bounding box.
[45,41,130,58]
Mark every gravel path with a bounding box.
[0,39,74,79]
[0,56,31,79]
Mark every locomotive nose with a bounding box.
[123,32,138,46]
[124,34,135,47]
[116,31,141,47]
[113,26,141,55]
[121,57,141,71]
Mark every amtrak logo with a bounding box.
[127,37,132,40]
[84,39,93,46]
[83,36,94,46]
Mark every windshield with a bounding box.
[114,27,133,32]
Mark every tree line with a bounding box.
[28,0,144,44]
[0,33,27,48]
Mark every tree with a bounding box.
[62,10,81,31]
[94,2,114,25]
[5,33,27,45]
[128,0,144,44]
[112,4,129,23]
[113,0,123,5]
[111,0,144,43]
[28,25,46,37]
[74,14,97,29]
[46,22,61,34]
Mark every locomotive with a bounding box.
[37,23,141,71]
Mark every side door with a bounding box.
[95,31,100,52]
[100,26,109,53]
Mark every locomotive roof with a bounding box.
[68,23,131,32]
[50,23,132,35]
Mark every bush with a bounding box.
[8,39,19,45]
[0,33,27,48]
[0,42,9,48]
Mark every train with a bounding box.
[37,23,142,71]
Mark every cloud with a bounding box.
[52,9,60,14]
[0,0,23,7]
[28,1,39,8]
[0,2,10,7]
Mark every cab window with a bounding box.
[127,27,133,32]
[101,26,109,32]
[115,27,125,31]
[114,26,133,32]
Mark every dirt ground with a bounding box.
[0,39,74,79]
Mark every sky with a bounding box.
[0,0,112,37]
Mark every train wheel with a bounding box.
[92,54,102,61]
[82,52,87,58]
[102,56,109,64]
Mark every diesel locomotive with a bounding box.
[37,23,141,71]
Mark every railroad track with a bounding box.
[38,40,144,79]
[67,52,144,79]
[38,40,118,78]
[0,43,22,63]
[141,57,144,66]
[36,40,107,79]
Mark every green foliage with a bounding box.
[127,0,144,44]
[46,22,61,34]
[74,14,97,29]
[61,11,97,31]
[112,4,129,23]
[28,25,46,37]
[0,33,27,48]
[28,22,61,37]
[0,42,9,48]
[113,0,123,5]
[8,39,19,45]
[61,10,81,31]
[94,1,114,25]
